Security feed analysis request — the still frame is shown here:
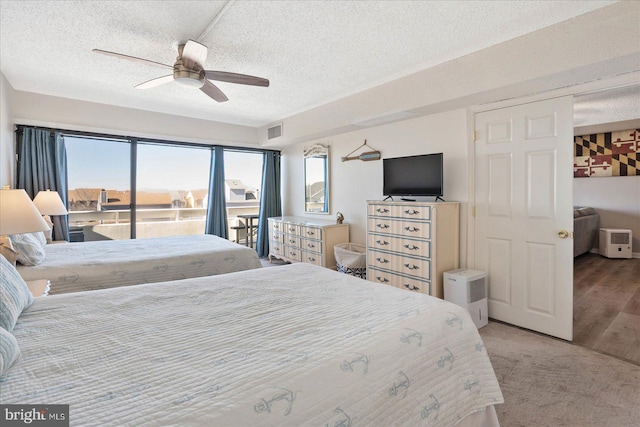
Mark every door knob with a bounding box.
[558,230,569,239]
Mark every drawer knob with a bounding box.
[376,257,389,264]
[404,263,419,270]
[376,208,390,213]
[376,276,390,283]
[376,223,390,229]
[404,284,420,291]
[308,257,315,262]
[404,244,419,251]
[404,209,420,215]
[307,243,315,248]
[376,240,389,246]
[404,226,420,233]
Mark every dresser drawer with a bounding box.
[368,204,431,221]
[368,250,431,279]
[367,218,431,239]
[301,226,322,240]
[301,249,323,266]
[270,231,284,243]
[269,220,283,232]
[367,268,430,293]
[269,241,283,257]
[284,235,301,247]
[284,223,300,235]
[368,233,431,258]
[302,237,323,253]
[284,245,302,262]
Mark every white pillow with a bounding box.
[9,232,46,266]
[0,253,34,331]
[0,327,21,376]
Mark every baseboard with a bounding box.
[588,248,640,259]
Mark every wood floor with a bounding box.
[574,252,640,365]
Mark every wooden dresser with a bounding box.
[366,201,459,298]
[268,216,349,269]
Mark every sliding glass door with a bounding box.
[224,150,264,247]
[136,143,210,238]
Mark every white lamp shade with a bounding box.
[0,189,51,235]
[33,190,68,215]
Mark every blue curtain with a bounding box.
[205,146,228,238]
[17,128,69,242]
[256,151,282,257]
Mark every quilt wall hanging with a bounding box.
[574,128,639,177]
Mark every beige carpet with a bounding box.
[480,321,640,426]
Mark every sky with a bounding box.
[65,136,264,192]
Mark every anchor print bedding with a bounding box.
[2,263,502,426]
[16,234,262,294]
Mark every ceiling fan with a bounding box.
[93,40,269,102]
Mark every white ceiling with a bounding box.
[0,0,631,129]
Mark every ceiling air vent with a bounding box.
[267,123,283,140]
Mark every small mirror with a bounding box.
[304,144,329,214]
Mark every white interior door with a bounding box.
[474,97,574,340]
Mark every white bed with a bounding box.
[2,263,502,426]
[16,234,262,295]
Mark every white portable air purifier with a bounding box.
[599,228,632,259]
[443,269,488,329]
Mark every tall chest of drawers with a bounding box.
[366,201,459,298]
[268,216,349,269]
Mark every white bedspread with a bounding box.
[3,263,503,426]
[16,234,262,294]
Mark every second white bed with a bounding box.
[17,234,262,294]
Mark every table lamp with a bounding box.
[33,190,68,243]
[0,188,50,264]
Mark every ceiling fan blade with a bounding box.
[92,49,172,69]
[135,75,174,89]
[201,80,228,102]
[181,40,208,69]
[204,70,269,87]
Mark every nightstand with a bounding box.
[25,279,50,297]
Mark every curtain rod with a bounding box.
[14,124,280,154]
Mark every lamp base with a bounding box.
[0,235,18,265]
[42,215,53,243]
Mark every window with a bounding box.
[65,136,131,241]
[62,129,274,243]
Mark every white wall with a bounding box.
[574,176,640,253]
[11,91,259,147]
[0,73,16,187]
[282,108,470,265]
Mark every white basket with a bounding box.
[334,243,367,278]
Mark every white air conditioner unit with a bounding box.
[443,269,488,329]
[599,228,632,259]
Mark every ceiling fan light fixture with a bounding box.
[174,69,204,88]
[175,76,205,88]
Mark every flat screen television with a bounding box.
[383,153,443,199]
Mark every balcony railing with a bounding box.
[68,201,260,244]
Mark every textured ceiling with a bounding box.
[0,0,622,128]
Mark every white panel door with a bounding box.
[474,97,574,340]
